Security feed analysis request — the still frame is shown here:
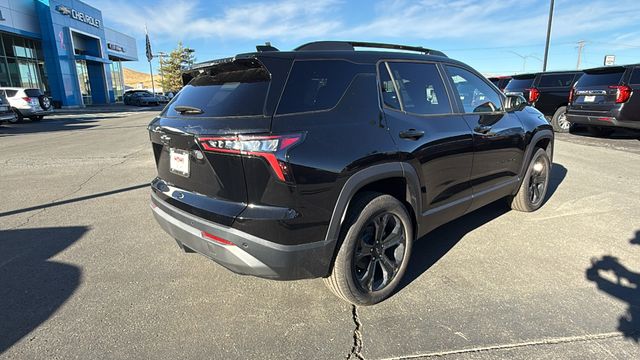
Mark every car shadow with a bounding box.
[396,162,567,294]
[546,163,567,202]
[586,231,640,343]
[0,226,88,354]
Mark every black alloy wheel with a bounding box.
[353,212,406,292]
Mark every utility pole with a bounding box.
[576,40,586,70]
[542,0,554,72]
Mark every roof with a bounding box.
[187,41,462,72]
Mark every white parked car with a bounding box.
[0,87,53,122]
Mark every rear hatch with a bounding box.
[504,74,535,100]
[148,55,291,224]
[571,66,626,112]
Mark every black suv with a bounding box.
[566,64,640,136]
[504,71,583,133]
[148,41,554,305]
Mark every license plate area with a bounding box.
[169,148,190,177]
[583,95,596,102]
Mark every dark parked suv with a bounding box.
[566,64,640,136]
[504,71,583,133]
[148,41,554,305]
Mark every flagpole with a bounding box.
[149,60,155,95]
[145,24,155,95]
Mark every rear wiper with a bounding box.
[174,105,204,115]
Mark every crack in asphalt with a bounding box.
[6,147,146,230]
[346,305,366,360]
[384,332,628,359]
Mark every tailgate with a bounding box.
[148,56,284,223]
[572,67,625,111]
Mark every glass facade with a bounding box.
[109,60,124,102]
[75,60,92,105]
[0,32,48,92]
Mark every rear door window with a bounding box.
[277,60,359,114]
[538,74,575,88]
[445,65,503,113]
[505,77,534,91]
[577,70,624,87]
[386,62,451,115]
[165,59,270,117]
[630,68,640,85]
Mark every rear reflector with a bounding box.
[198,134,302,181]
[609,85,632,103]
[201,231,235,246]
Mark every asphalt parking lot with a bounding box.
[1,112,639,359]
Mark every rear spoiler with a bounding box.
[181,55,261,86]
[583,66,626,74]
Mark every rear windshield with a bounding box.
[25,89,43,97]
[538,74,575,88]
[165,59,270,117]
[505,77,534,91]
[577,70,624,87]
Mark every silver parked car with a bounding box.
[0,87,53,122]
[0,92,17,125]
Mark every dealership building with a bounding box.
[0,0,138,107]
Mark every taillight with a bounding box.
[22,97,32,103]
[568,87,575,103]
[198,134,302,182]
[609,85,632,103]
[526,87,540,103]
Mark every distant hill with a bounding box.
[123,67,162,91]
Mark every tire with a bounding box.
[38,95,52,110]
[9,109,22,123]
[509,148,551,212]
[551,106,571,133]
[324,192,413,305]
[587,126,614,137]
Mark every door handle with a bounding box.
[399,129,425,140]
[474,125,492,134]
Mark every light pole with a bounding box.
[509,51,543,73]
[542,0,555,71]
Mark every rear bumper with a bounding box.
[15,107,53,116]
[566,113,640,130]
[150,191,336,280]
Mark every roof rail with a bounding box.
[294,41,447,57]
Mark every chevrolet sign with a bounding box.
[55,5,101,28]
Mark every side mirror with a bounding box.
[505,95,528,112]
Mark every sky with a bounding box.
[85,0,640,76]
